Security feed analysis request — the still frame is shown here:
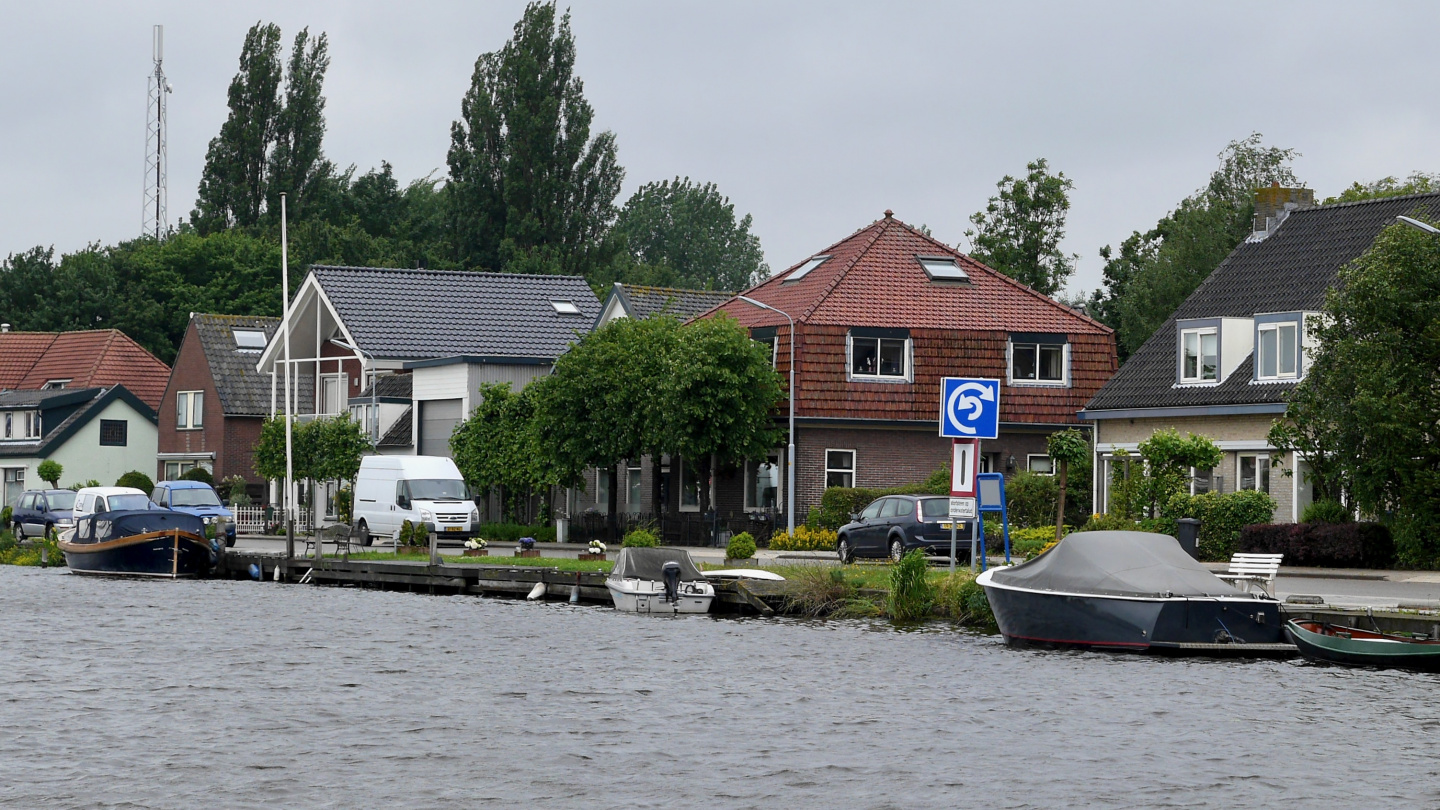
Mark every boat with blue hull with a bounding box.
[60,510,215,578]
[977,531,1288,655]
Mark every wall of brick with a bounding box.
[156,319,222,480]
[222,416,265,501]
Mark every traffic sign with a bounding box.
[950,438,978,496]
[939,377,1000,439]
[948,497,976,519]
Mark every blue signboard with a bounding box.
[939,377,1000,440]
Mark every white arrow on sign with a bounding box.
[945,381,995,435]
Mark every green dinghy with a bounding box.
[1285,619,1440,671]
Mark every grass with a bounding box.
[334,551,613,573]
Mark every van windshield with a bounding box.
[108,494,153,512]
[405,479,470,501]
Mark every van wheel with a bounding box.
[889,537,905,563]
[13,522,24,541]
[356,520,372,547]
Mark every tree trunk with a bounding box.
[1055,460,1068,543]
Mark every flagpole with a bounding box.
[281,193,294,561]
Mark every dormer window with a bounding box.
[233,329,267,351]
[784,255,830,283]
[551,301,582,315]
[42,379,70,389]
[1181,328,1218,383]
[917,256,969,282]
[1254,313,1308,382]
[1009,333,1069,386]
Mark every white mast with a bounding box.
[281,193,294,542]
[143,24,171,239]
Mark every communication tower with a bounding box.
[143,24,172,239]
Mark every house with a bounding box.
[1080,187,1440,522]
[0,327,171,409]
[594,283,735,329]
[0,386,159,511]
[155,314,308,502]
[572,211,1117,534]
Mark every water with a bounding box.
[2,566,1437,809]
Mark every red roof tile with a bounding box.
[0,332,57,388]
[3,329,171,408]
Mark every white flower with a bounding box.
[589,540,606,552]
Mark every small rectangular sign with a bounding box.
[950,438,978,496]
[948,497,977,519]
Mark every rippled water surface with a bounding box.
[2,566,1438,809]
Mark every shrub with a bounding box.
[887,549,934,621]
[473,522,557,543]
[935,571,995,627]
[222,475,252,506]
[1009,526,1067,558]
[334,487,352,524]
[1164,490,1276,561]
[726,532,756,561]
[1079,513,1139,532]
[816,472,949,530]
[115,471,155,493]
[783,566,860,617]
[69,480,102,491]
[1240,522,1394,568]
[769,526,838,551]
[180,467,215,486]
[622,528,659,548]
[399,520,428,548]
[1301,499,1352,525]
[37,460,63,488]
[1005,470,1059,529]
[1,506,11,527]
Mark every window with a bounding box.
[1027,455,1054,475]
[784,255,830,283]
[24,412,39,438]
[627,466,642,510]
[745,454,781,510]
[232,329,267,351]
[751,327,778,368]
[176,391,204,429]
[825,450,855,489]
[319,373,348,415]
[849,331,909,379]
[43,379,70,389]
[1257,322,1299,379]
[680,461,700,511]
[164,460,200,480]
[1181,328,1218,382]
[1010,336,1066,384]
[917,256,969,282]
[99,419,127,447]
[1238,454,1270,494]
[860,499,884,520]
[3,413,9,439]
[551,301,582,315]
[595,468,611,514]
[1191,467,1214,495]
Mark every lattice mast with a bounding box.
[142,24,171,239]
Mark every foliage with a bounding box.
[446,0,623,278]
[608,176,768,291]
[180,467,215,486]
[0,526,64,568]
[68,480,102,491]
[725,532,757,561]
[782,566,860,618]
[115,471,155,493]
[37,460,63,488]
[1161,490,1276,561]
[1267,220,1440,567]
[1301,499,1351,525]
[0,506,10,526]
[473,522,557,543]
[1324,172,1439,204]
[1104,449,1140,519]
[935,571,995,627]
[1008,526,1067,558]
[621,528,659,548]
[1047,427,1090,538]
[398,519,429,548]
[815,472,949,531]
[266,28,333,223]
[451,382,551,522]
[1079,512,1140,532]
[1088,133,1301,358]
[222,475,252,506]
[1240,522,1394,569]
[1004,471,1059,529]
[965,157,1078,296]
[769,526,838,552]
[1134,429,1223,517]
[887,549,935,621]
[334,486,352,524]
[254,413,368,486]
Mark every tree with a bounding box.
[1046,429,1089,542]
[115,471,155,492]
[611,177,768,291]
[446,1,624,278]
[965,158,1077,297]
[451,382,552,522]
[1324,171,1440,204]
[1134,429,1223,518]
[1090,134,1301,357]
[1269,220,1440,566]
[37,460,62,489]
[193,22,284,232]
[267,28,332,223]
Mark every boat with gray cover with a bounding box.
[606,547,715,614]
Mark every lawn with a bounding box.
[335,551,613,573]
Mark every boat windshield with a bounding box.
[170,488,221,507]
[46,491,77,511]
[405,479,470,501]
[108,494,153,512]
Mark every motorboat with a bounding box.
[700,568,786,582]
[59,509,216,578]
[977,530,1287,653]
[1285,620,1440,671]
[606,547,715,614]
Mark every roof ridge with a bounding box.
[1315,189,1440,210]
[312,265,590,283]
[798,218,891,324]
[623,284,733,296]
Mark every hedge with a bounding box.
[1240,522,1394,569]
[475,522,558,543]
[1162,490,1276,561]
[816,482,945,530]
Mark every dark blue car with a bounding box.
[835,494,977,563]
[151,481,236,547]
[10,489,78,540]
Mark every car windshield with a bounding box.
[170,488,221,507]
[919,499,950,519]
[108,494,153,512]
[47,492,77,511]
[405,479,470,501]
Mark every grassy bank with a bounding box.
[769,558,996,629]
[335,551,614,573]
[0,530,65,568]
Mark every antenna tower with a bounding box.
[143,25,171,239]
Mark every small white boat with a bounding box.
[701,568,786,582]
[606,548,715,614]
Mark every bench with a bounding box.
[1216,553,1283,597]
[302,524,357,558]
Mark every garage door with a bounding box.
[418,399,463,457]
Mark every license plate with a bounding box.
[940,522,966,530]
[444,526,463,532]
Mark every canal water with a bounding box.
[2,566,1437,809]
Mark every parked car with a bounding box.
[71,486,156,522]
[9,489,78,540]
[835,494,976,563]
[151,480,236,547]
[352,455,479,546]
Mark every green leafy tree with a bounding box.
[309,412,370,485]
[1269,219,1440,566]
[446,1,624,278]
[193,22,284,232]
[267,28,333,223]
[37,460,62,489]
[451,382,551,523]
[1324,171,1439,204]
[115,471,155,492]
[610,177,768,291]
[1046,428,1090,541]
[1134,429,1223,518]
[965,158,1077,297]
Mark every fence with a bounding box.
[234,505,313,535]
[567,511,779,548]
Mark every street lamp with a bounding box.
[329,338,378,446]
[735,295,797,536]
[1397,215,1440,235]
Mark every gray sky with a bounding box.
[2,2,1436,295]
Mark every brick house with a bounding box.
[0,327,171,409]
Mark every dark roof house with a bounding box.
[594,283,735,328]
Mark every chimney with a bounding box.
[1,324,9,333]
[1251,183,1315,240]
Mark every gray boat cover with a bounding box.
[71,509,207,545]
[988,531,1245,598]
[609,547,705,582]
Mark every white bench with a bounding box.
[1216,553,1283,597]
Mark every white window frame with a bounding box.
[1237,453,1270,494]
[846,333,912,383]
[1026,454,1054,475]
[1008,340,1070,387]
[319,373,348,416]
[42,379,70,390]
[2,412,10,439]
[1190,466,1215,495]
[1256,321,1299,380]
[176,390,204,430]
[744,452,783,511]
[825,449,856,489]
[1180,327,1219,383]
[25,411,39,439]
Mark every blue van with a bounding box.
[9,489,78,540]
[151,480,236,547]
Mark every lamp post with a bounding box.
[735,295,797,536]
[329,338,378,446]
[1397,215,1440,235]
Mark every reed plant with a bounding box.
[887,550,934,621]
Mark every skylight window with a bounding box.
[784,255,830,283]
[233,329,267,351]
[551,301,582,315]
[918,256,969,282]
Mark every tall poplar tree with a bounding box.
[268,28,333,223]
[612,177,768,291]
[446,1,624,278]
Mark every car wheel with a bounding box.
[889,537,905,563]
[356,520,372,547]
[837,536,853,564]
[13,522,24,541]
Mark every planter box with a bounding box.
[514,549,541,558]
[463,549,489,557]
[577,552,607,561]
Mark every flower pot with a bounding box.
[514,549,541,558]
[463,549,489,557]
[577,552,606,561]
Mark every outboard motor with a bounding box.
[661,561,682,604]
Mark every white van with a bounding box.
[60,486,156,541]
[352,455,479,546]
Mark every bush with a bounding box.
[1008,526,1066,558]
[935,571,995,627]
[726,532,756,561]
[115,471,155,493]
[783,566,860,617]
[37,460,63,488]
[398,520,416,547]
[1164,490,1276,561]
[887,549,934,621]
[180,467,215,486]
[769,526,838,551]
[1240,522,1394,568]
[622,528,659,548]
[222,475,252,506]
[1301,499,1352,525]
[816,472,949,531]
[474,522,558,543]
[69,480,102,491]
[1079,513,1140,532]
[1,506,10,527]
[1005,470,1059,529]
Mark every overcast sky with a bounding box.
[2,2,1437,295]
